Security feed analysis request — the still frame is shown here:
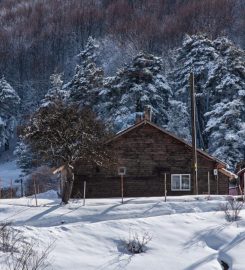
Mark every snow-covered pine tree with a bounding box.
[68,37,104,107]
[14,140,34,175]
[171,34,245,167]
[100,52,172,131]
[203,37,245,168]
[170,34,220,149]
[41,73,67,107]
[0,77,20,150]
[205,100,244,168]
[167,100,191,143]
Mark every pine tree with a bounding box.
[100,52,172,131]
[41,73,67,108]
[14,140,34,175]
[167,100,191,143]
[171,34,245,167]
[205,100,244,168]
[69,37,104,107]
[0,77,20,149]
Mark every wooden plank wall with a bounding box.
[73,123,229,197]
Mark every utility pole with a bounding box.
[190,72,198,195]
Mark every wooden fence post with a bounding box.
[20,179,24,197]
[208,171,210,196]
[33,176,38,207]
[121,175,124,204]
[83,181,86,206]
[243,174,245,202]
[10,179,13,199]
[164,173,167,202]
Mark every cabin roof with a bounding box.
[219,168,238,179]
[237,168,245,176]
[108,120,227,168]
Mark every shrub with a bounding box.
[0,223,22,253]
[221,197,244,222]
[7,241,53,270]
[0,223,53,270]
[25,166,59,196]
[125,230,152,254]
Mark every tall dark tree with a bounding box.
[0,77,20,149]
[171,34,245,167]
[68,37,104,108]
[41,73,68,108]
[23,101,113,203]
[100,52,172,131]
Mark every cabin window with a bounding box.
[171,174,191,191]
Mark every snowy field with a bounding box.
[0,192,245,270]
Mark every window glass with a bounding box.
[181,175,190,190]
[171,175,180,190]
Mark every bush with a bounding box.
[0,223,53,270]
[125,230,152,254]
[1,188,17,199]
[25,166,59,196]
[7,241,53,270]
[0,223,22,253]
[221,197,244,222]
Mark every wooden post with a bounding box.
[243,174,245,202]
[10,179,13,199]
[33,176,38,207]
[20,179,23,197]
[83,181,86,206]
[121,174,124,204]
[0,177,1,199]
[164,173,167,202]
[189,72,198,195]
[216,174,219,195]
[208,171,210,196]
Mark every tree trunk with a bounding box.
[61,164,74,204]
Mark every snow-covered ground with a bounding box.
[0,160,21,187]
[0,192,245,270]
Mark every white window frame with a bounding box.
[171,174,191,191]
[118,167,126,176]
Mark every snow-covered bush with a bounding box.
[221,197,244,222]
[125,230,152,254]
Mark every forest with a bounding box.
[0,0,244,170]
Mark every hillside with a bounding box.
[0,0,243,103]
[0,0,244,170]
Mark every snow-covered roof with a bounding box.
[107,119,227,167]
[237,168,245,176]
[218,168,238,179]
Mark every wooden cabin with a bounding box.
[72,110,232,198]
[234,161,245,195]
